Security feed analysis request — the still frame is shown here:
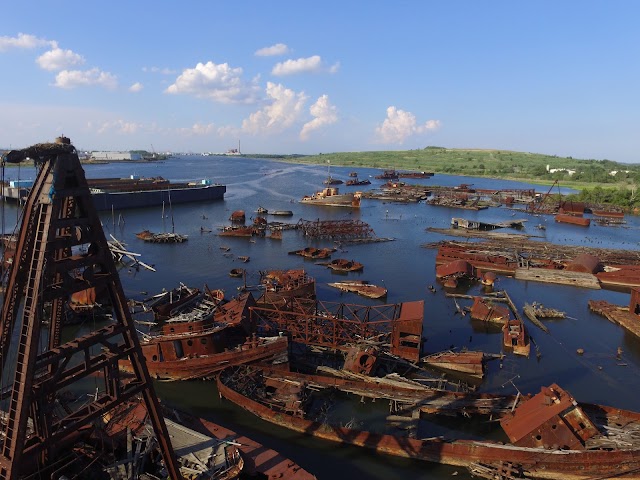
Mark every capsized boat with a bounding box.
[218,365,640,480]
[300,187,361,208]
[327,280,387,299]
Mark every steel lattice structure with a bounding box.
[296,218,375,239]
[251,298,423,361]
[0,139,182,479]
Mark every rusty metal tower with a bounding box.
[0,138,182,479]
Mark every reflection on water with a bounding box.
[4,154,640,480]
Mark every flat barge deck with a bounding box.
[1,176,226,210]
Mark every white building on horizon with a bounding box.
[91,151,142,161]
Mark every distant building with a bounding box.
[546,164,576,176]
[91,151,142,161]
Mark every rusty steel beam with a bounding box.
[297,218,375,239]
[251,298,423,361]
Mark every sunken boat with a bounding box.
[258,269,316,307]
[218,365,640,480]
[135,229,188,243]
[121,292,289,380]
[327,280,387,299]
[325,258,364,272]
[145,282,201,320]
[289,246,336,259]
[300,186,362,208]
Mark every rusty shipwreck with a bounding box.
[218,365,640,480]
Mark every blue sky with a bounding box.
[1,1,639,162]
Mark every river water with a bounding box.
[4,155,640,479]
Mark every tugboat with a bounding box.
[301,187,362,208]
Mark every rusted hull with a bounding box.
[327,282,387,299]
[592,210,625,218]
[170,410,316,479]
[120,336,288,380]
[327,259,364,272]
[217,369,640,480]
[150,286,200,320]
[421,351,485,377]
[555,213,591,226]
[300,188,362,208]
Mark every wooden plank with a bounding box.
[515,267,601,289]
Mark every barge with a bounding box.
[1,175,226,210]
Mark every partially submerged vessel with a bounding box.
[346,176,371,186]
[420,350,486,379]
[300,187,362,208]
[258,269,316,306]
[105,399,316,479]
[327,280,387,299]
[146,282,201,320]
[326,258,364,272]
[135,229,188,243]
[288,246,336,259]
[121,292,289,380]
[503,317,530,356]
[218,365,640,480]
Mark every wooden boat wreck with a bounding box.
[135,229,188,243]
[288,246,336,259]
[325,258,364,272]
[420,350,487,379]
[218,365,640,480]
[229,267,245,278]
[327,280,387,299]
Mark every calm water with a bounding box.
[4,155,640,480]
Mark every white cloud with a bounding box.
[255,43,290,57]
[143,66,177,75]
[300,95,338,140]
[54,68,118,90]
[94,119,141,135]
[0,33,52,52]
[177,123,217,136]
[271,55,324,76]
[242,82,308,135]
[129,82,143,92]
[36,47,85,71]
[375,106,441,144]
[165,61,260,104]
